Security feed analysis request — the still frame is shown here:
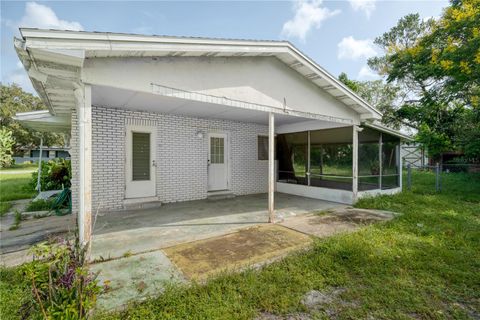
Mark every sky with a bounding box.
[1,0,448,95]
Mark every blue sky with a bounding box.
[1,0,448,94]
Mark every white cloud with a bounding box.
[357,65,379,80]
[349,0,376,19]
[17,2,83,31]
[337,36,377,60]
[282,0,340,41]
[4,63,35,93]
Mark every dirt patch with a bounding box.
[163,224,312,280]
[281,207,397,238]
[255,312,312,320]
[301,287,358,318]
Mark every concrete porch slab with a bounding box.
[91,193,342,261]
[163,224,312,281]
[281,207,398,238]
[90,250,184,311]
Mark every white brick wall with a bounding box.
[71,106,269,213]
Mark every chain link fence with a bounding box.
[405,163,480,192]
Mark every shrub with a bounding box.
[31,158,71,191]
[0,128,15,168]
[21,237,100,319]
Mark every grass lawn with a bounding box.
[0,166,36,215]
[1,170,479,319]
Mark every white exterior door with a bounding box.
[125,125,156,198]
[208,133,228,191]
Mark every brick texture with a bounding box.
[71,106,269,213]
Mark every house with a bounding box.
[14,28,410,245]
[14,145,70,164]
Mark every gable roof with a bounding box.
[15,28,382,121]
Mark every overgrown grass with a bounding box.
[0,162,38,171]
[25,199,53,212]
[0,169,36,218]
[94,170,479,319]
[0,202,12,216]
[1,171,479,319]
[0,169,36,206]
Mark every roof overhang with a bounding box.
[16,28,383,121]
[365,121,413,141]
[13,110,71,133]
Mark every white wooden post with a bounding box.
[307,130,311,186]
[268,112,275,223]
[36,136,43,192]
[352,125,359,202]
[75,84,92,247]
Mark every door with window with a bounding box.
[208,133,228,191]
[126,125,156,198]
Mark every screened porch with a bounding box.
[276,125,402,203]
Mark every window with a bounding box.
[210,137,224,164]
[258,136,269,160]
[132,132,150,181]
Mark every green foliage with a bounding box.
[0,128,15,168]
[0,171,36,202]
[416,124,453,159]
[98,171,479,320]
[21,238,101,319]
[8,210,24,231]
[0,84,65,153]
[368,1,480,159]
[25,199,55,212]
[338,73,403,129]
[31,158,72,191]
[0,202,12,216]
[0,267,31,320]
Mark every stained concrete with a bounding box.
[0,214,76,255]
[164,224,312,280]
[91,193,342,261]
[281,207,398,238]
[90,251,184,311]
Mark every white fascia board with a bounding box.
[20,28,289,47]
[30,48,85,67]
[285,44,383,120]
[364,121,413,141]
[19,29,383,120]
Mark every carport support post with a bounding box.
[36,136,43,192]
[75,84,93,248]
[352,125,359,202]
[268,112,275,223]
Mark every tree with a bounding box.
[338,72,404,129]
[368,0,480,160]
[0,84,64,154]
[0,128,15,168]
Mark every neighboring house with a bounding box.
[14,28,411,244]
[14,145,70,164]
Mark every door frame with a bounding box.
[125,124,157,199]
[207,131,230,191]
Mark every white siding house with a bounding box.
[14,29,410,244]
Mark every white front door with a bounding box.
[208,133,228,191]
[125,125,156,198]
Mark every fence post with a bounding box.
[407,164,411,190]
[435,162,440,192]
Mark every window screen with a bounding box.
[258,136,269,160]
[132,132,150,181]
[210,137,224,164]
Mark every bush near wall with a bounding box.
[31,159,71,191]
